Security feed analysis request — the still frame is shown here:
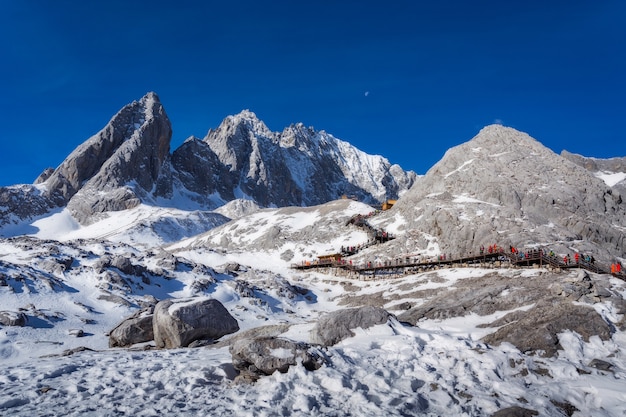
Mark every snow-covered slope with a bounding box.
[1,199,626,416]
[1,122,626,416]
[173,199,375,265]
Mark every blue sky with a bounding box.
[0,1,624,186]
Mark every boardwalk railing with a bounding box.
[293,249,625,281]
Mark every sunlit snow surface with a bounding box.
[1,202,626,416]
[596,171,626,187]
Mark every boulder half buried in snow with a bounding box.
[0,311,27,327]
[309,306,393,346]
[109,307,155,348]
[230,336,323,376]
[153,297,239,348]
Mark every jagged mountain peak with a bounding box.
[185,109,417,206]
[0,93,415,227]
[280,123,317,148]
[213,109,274,139]
[41,91,171,207]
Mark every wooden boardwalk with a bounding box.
[292,212,625,280]
[292,249,626,280]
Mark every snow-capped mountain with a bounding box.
[2,107,626,417]
[173,109,417,208]
[0,92,416,229]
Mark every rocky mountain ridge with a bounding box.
[172,109,416,208]
[0,92,416,227]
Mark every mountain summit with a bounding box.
[376,124,625,263]
[171,109,417,208]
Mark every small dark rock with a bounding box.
[588,358,613,372]
[491,406,538,417]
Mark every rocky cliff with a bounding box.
[373,125,625,263]
[172,110,417,208]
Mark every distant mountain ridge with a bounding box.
[0,92,417,226]
[173,109,416,207]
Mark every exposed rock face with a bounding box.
[171,136,232,200]
[230,336,323,375]
[59,93,172,223]
[152,297,239,349]
[481,301,611,357]
[95,255,148,277]
[561,150,626,174]
[309,306,393,346]
[109,307,155,348]
[396,270,616,357]
[0,311,27,327]
[172,111,417,207]
[562,150,626,197]
[380,125,625,264]
[34,167,54,184]
[0,185,55,228]
[45,92,171,204]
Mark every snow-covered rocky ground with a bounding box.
[1,201,626,416]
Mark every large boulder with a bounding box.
[153,297,239,348]
[310,306,393,346]
[0,311,27,327]
[481,301,611,357]
[230,336,323,376]
[109,307,155,347]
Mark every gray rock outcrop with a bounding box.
[561,150,626,175]
[310,306,393,346]
[153,297,239,349]
[0,311,27,327]
[491,406,538,417]
[481,301,611,357]
[109,307,155,348]
[377,124,625,265]
[230,336,323,375]
[0,185,56,228]
[562,150,626,197]
[396,270,616,357]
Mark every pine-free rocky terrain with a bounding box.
[0,93,625,416]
